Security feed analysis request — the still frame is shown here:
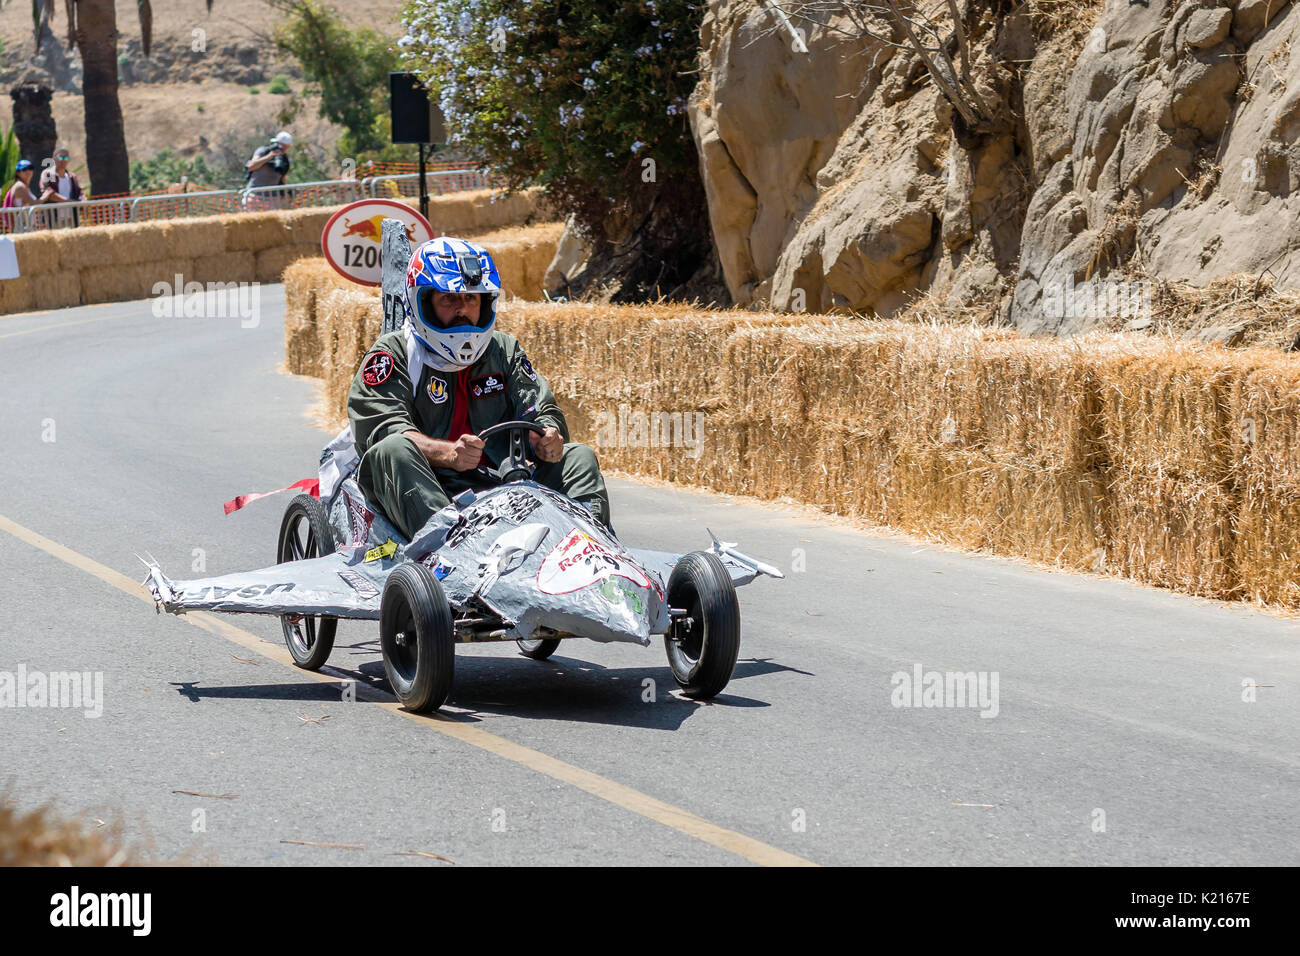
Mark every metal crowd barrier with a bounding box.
[0,168,493,234]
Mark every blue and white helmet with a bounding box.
[404,236,503,369]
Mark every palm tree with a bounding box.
[21,1,212,196]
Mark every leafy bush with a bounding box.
[129,149,221,192]
[398,0,701,238]
[250,87,261,95]
[269,75,292,95]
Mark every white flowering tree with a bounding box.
[400,0,723,302]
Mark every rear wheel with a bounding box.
[664,551,740,699]
[380,563,455,712]
[517,637,561,660]
[276,493,337,670]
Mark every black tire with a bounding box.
[517,637,561,660]
[276,493,338,670]
[664,551,741,699]
[380,563,455,712]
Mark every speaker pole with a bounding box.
[418,142,429,221]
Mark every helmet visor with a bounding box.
[414,288,489,333]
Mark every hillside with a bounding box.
[0,0,407,187]
[684,0,1300,338]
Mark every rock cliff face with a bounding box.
[685,0,1300,332]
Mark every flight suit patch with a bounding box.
[427,376,448,404]
[362,350,395,386]
[470,374,506,399]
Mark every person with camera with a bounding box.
[244,131,293,210]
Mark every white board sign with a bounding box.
[320,199,435,287]
[0,237,19,280]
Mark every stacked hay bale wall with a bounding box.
[0,189,545,315]
[286,271,1300,609]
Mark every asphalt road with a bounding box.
[1,289,1298,866]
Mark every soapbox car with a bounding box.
[144,419,783,712]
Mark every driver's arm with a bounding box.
[402,429,483,470]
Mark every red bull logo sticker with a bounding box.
[536,529,652,596]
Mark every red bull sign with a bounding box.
[321,199,435,286]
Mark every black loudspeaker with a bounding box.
[390,72,446,145]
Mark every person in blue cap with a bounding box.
[2,159,40,227]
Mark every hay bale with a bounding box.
[31,270,82,310]
[469,221,565,300]
[159,218,228,260]
[283,208,335,247]
[223,213,291,252]
[1234,478,1300,605]
[79,263,150,304]
[192,250,256,285]
[1091,339,1244,482]
[1105,469,1237,597]
[98,222,168,268]
[318,287,382,419]
[0,276,36,314]
[425,187,541,235]
[11,232,60,276]
[52,228,104,273]
[256,244,317,283]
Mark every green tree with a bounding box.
[271,0,402,159]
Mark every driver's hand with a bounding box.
[450,434,485,471]
[529,426,564,464]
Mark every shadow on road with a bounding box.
[170,681,341,704]
[170,654,811,731]
[352,654,811,731]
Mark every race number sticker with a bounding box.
[536,529,652,595]
[362,350,395,386]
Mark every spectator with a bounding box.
[244,131,292,210]
[38,147,83,228]
[1,160,39,232]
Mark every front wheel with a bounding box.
[380,563,455,712]
[664,551,741,699]
[276,493,338,670]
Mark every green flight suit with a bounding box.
[347,328,610,540]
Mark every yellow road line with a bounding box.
[0,512,817,867]
[0,315,120,340]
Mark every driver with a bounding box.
[347,236,611,540]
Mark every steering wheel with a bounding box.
[474,419,546,484]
